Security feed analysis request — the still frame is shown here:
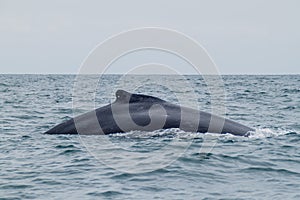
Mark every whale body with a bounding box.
[45,90,254,136]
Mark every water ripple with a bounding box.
[0,75,299,199]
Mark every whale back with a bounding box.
[45,89,254,136]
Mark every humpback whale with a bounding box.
[45,90,254,136]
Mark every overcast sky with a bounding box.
[0,0,299,74]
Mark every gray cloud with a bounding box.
[0,0,299,74]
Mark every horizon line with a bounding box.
[0,73,299,75]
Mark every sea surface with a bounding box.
[0,74,299,200]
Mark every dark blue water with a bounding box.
[0,75,299,199]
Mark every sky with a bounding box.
[0,0,299,74]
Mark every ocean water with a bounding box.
[0,74,299,199]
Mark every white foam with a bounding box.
[247,128,297,138]
[109,127,298,140]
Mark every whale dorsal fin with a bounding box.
[115,90,131,102]
[115,90,166,104]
